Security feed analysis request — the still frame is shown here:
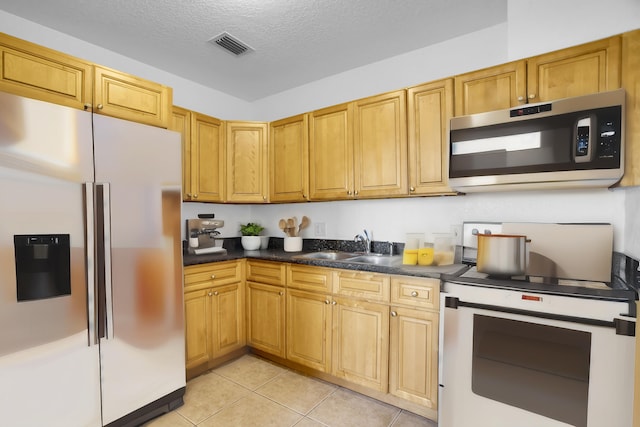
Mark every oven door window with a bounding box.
[472,314,591,427]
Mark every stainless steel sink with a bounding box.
[293,251,358,261]
[344,254,403,266]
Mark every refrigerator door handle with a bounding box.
[96,183,114,340]
[84,183,98,346]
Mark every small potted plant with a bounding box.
[240,222,264,250]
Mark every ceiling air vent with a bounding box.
[208,32,253,56]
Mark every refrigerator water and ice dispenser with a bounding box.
[14,234,71,301]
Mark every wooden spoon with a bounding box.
[287,218,295,236]
[298,216,310,234]
[278,219,287,235]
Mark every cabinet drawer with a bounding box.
[287,264,333,293]
[184,260,242,289]
[391,276,439,310]
[246,260,285,286]
[333,270,390,302]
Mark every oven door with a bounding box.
[438,288,635,427]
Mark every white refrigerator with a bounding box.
[0,90,185,426]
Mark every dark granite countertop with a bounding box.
[183,238,468,279]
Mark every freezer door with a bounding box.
[0,92,101,426]
[92,114,185,425]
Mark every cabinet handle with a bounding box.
[354,190,359,196]
[97,104,104,110]
[186,193,192,198]
[391,311,397,317]
[347,190,352,195]
[84,103,92,110]
[528,94,536,100]
[331,301,337,305]
[411,291,419,297]
[214,291,219,296]
[279,291,284,296]
[210,274,216,279]
[263,196,267,201]
[517,96,524,102]
[193,194,198,199]
[324,299,330,304]
[208,291,213,296]
[410,187,415,192]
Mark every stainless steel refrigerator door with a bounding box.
[0,92,102,426]
[92,114,185,425]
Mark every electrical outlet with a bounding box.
[450,224,463,245]
[314,222,326,237]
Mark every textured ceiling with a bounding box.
[0,0,507,101]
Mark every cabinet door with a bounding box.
[184,288,211,372]
[407,79,455,196]
[210,283,245,357]
[332,297,389,392]
[0,33,92,110]
[527,36,621,104]
[246,282,286,357]
[621,29,640,187]
[169,106,192,201]
[353,90,408,198]
[454,60,526,116]
[309,103,354,200]
[389,307,438,409]
[226,121,268,203]
[94,65,172,128]
[270,114,309,202]
[192,112,225,202]
[286,289,332,372]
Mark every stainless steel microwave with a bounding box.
[448,89,625,192]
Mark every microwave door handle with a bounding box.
[96,183,114,340]
[84,183,98,346]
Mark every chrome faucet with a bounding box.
[354,229,372,254]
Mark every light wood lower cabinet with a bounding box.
[246,260,287,358]
[389,276,440,410]
[389,306,439,409]
[246,281,286,358]
[332,296,390,392]
[184,261,245,379]
[286,288,332,373]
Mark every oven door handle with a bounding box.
[444,296,635,336]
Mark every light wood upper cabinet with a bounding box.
[353,90,408,198]
[620,29,640,187]
[309,90,407,200]
[226,121,269,203]
[170,108,225,202]
[0,33,172,127]
[309,103,354,200]
[0,32,92,110]
[454,60,526,116]
[93,65,172,128]
[407,79,456,196]
[527,36,620,104]
[454,35,621,116]
[270,114,309,202]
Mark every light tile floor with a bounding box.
[145,354,438,427]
